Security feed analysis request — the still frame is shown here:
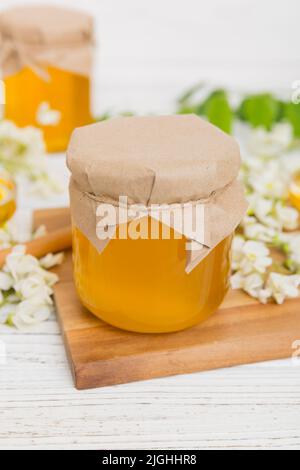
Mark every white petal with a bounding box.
[13,301,53,329]
[33,225,47,239]
[230,272,244,289]
[0,271,14,290]
[39,252,64,269]
[0,302,17,324]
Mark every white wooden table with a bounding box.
[0,155,300,450]
[1,317,300,450]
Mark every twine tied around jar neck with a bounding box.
[82,186,222,210]
[0,36,49,80]
[68,177,248,274]
[0,33,94,80]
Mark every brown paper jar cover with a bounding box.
[0,5,93,78]
[67,114,248,273]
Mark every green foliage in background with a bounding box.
[177,83,300,137]
[94,83,300,138]
[283,102,300,137]
[178,85,233,134]
[95,110,135,122]
[195,90,233,134]
[237,94,283,130]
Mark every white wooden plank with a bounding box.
[1,318,300,449]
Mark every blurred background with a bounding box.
[1,0,298,115]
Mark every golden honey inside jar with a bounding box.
[5,67,91,153]
[67,115,247,333]
[73,223,232,333]
[0,6,93,153]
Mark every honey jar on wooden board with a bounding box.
[67,115,248,333]
[0,6,93,153]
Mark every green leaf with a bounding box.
[198,90,233,134]
[93,111,112,122]
[283,102,300,137]
[177,81,205,105]
[237,93,282,130]
[94,110,135,122]
[177,105,198,115]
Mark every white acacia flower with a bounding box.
[248,171,287,201]
[33,224,47,239]
[0,302,17,324]
[0,120,62,197]
[6,293,19,303]
[39,252,64,269]
[0,207,47,250]
[0,226,12,249]
[266,272,300,304]
[276,233,300,272]
[242,216,276,242]
[7,210,33,244]
[231,235,273,284]
[247,194,277,228]
[232,235,272,274]
[230,271,244,290]
[256,287,272,304]
[4,246,39,280]
[14,275,53,302]
[0,120,45,163]
[274,202,299,231]
[240,240,272,274]
[241,154,265,172]
[12,300,53,330]
[230,271,271,303]
[34,267,59,287]
[0,271,14,290]
[16,125,45,158]
[231,271,263,292]
[286,235,300,266]
[248,123,293,158]
[247,159,288,200]
[29,173,64,198]
[0,244,62,329]
[246,193,298,231]
[241,271,270,302]
[231,235,246,270]
[232,121,300,303]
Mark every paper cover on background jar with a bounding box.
[0,5,93,79]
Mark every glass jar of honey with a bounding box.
[0,6,93,153]
[67,115,247,333]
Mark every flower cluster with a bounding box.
[0,245,63,330]
[231,235,300,304]
[0,120,62,196]
[231,122,300,303]
[247,122,293,159]
[0,210,47,249]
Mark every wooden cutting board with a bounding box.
[34,208,300,390]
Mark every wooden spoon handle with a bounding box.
[0,226,72,268]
